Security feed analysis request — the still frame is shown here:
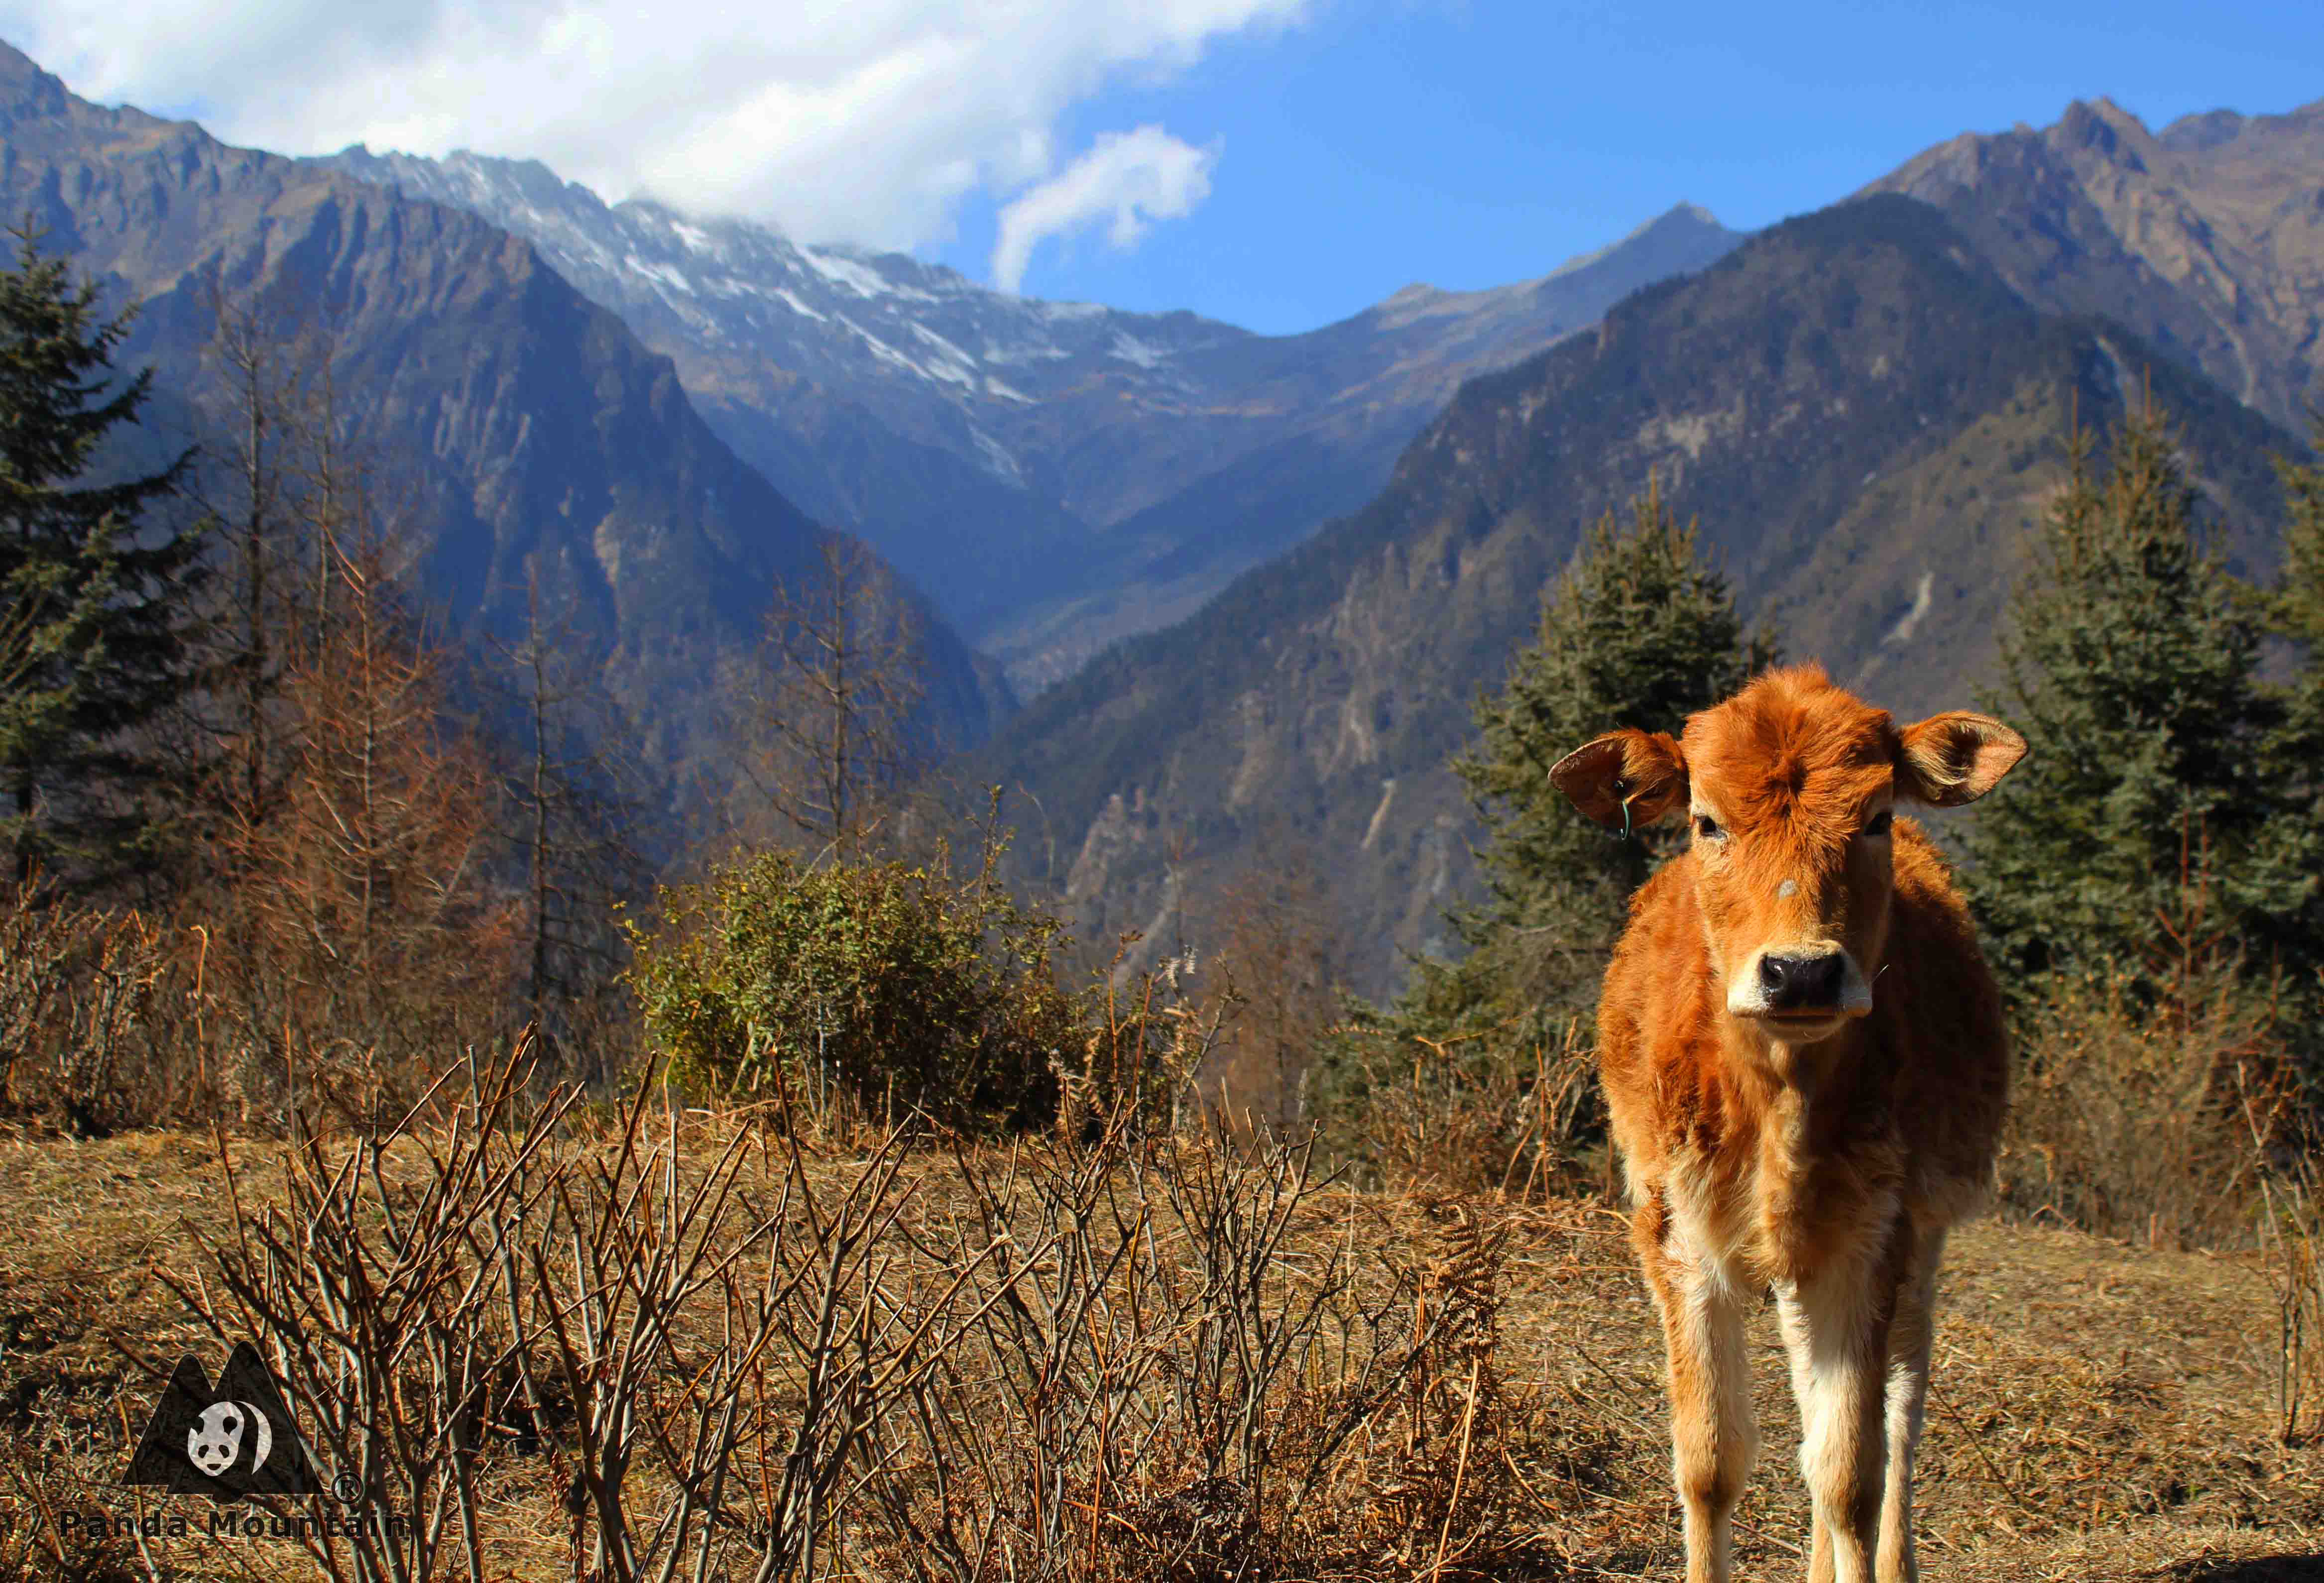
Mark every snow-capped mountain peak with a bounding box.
[323,144,1246,430]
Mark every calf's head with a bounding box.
[1551,666,2023,1044]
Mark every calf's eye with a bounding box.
[1693,814,1724,841]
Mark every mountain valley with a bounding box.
[4,41,2320,1005]
[321,145,1742,690]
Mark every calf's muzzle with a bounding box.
[1758,951,1847,1011]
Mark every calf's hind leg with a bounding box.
[1636,1197,1758,1583]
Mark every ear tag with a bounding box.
[1618,795,1636,843]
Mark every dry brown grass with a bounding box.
[0,1111,2318,1581]
[1993,942,2281,1253]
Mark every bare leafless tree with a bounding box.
[198,282,300,830]
[728,535,926,862]
[1197,842,1341,1128]
[487,571,656,1076]
[216,519,515,1091]
[173,297,519,1110]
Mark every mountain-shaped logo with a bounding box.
[124,1342,318,1500]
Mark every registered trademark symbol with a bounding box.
[330,1473,363,1507]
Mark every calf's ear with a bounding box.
[1549,730,1687,831]
[1893,711,2027,806]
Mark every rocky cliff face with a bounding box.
[972,197,2300,998]
[0,42,1009,794]
[318,145,1742,689]
[1867,96,2324,431]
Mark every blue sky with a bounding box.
[938,0,2324,332]
[10,0,2321,336]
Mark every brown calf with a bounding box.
[1551,665,2024,1583]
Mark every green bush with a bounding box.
[624,846,1075,1132]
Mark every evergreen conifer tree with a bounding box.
[2273,421,2324,779]
[2264,421,2324,1016]
[0,225,207,886]
[1398,479,1775,1048]
[1960,404,2309,999]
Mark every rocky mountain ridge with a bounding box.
[319,144,1743,688]
[0,40,1010,800]
[1866,95,2324,430]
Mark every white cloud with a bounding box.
[1,0,1309,257]
[991,125,1216,292]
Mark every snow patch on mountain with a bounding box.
[982,339,1071,365]
[909,321,978,372]
[802,248,920,301]
[1109,331,1167,368]
[972,428,1026,484]
[772,288,826,322]
[628,257,696,296]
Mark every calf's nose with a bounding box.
[1759,951,1846,1010]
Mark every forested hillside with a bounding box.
[973,196,2302,997]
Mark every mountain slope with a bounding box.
[1866,96,2324,430]
[319,146,1742,688]
[970,197,2300,997]
[981,204,1749,689]
[0,42,1008,789]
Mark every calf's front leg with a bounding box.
[1777,1257,1896,1583]
[1877,1223,1944,1583]
[1636,1197,1758,1583]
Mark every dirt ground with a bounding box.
[0,1126,2318,1581]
